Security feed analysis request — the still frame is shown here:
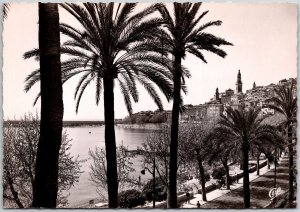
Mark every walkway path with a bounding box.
[181,155,290,208]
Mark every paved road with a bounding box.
[200,156,291,208]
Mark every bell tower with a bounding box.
[236,70,242,93]
[215,87,219,101]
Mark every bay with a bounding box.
[64,125,155,206]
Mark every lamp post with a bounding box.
[141,156,156,208]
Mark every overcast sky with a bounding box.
[2,2,297,121]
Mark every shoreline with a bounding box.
[116,123,164,130]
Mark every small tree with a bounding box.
[185,121,216,201]
[3,114,82,208]
[140,124,196,198]
[207,133,239,190]
[89,144,138,201]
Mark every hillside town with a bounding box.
[125,71,296,124]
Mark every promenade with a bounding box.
[182,155,291,208]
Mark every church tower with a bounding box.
[215,87,220,101]
[253,81,256,89]
[236,70,242,93]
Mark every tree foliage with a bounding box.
[3,114,82,208]
[89,144,138,201]
[265,80,297,205]
[118,189,145,208]
[211,167,226,180]
[142,177,167,202]
[211,106,284,208]
[23,3,178,114]
[141,124,197,189]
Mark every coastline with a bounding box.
[116,123,163,130]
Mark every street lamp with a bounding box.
[141,156,156,208]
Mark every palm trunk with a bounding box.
[168,55,181,208]
[243,145,250,208]
[32,3,63,208]
[256,154,260,175]
[103,77,118,208]
[288,123,294,206]
[198,158,207,201]
[221,160,230,190]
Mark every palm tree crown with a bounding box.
[267,81,297,128]
[24,3,177,114]
[159,3,233,64]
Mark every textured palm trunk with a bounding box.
[168,55,181,208]
[32,3,63,208]
[103,77,118,208]
[288,123,294,206]
[222,160,230,190]
[256,154,260,175]
[242,145,250,208]
[198,158,207,201]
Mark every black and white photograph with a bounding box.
[2,1,297,209]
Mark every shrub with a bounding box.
[142,177,167,201]
[198,172,211,183]
[118,189,145,208]
[212,167,226,180]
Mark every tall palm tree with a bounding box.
[24,3,178,208]
[213,106,283,208]
[157,2,233,207]
[31,3,63,208]
[266,81,297,206]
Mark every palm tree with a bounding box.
[213,106,283,208]
[31,3,63,208]
[157,2,233,207]
[265,81,297,206]
[24,3,176,208]
[3,3,10,19]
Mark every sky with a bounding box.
[2,2,298,121]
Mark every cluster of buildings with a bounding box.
[180,70,296,123]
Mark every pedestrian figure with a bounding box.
[185,191,190,203]
[197,201,201,208]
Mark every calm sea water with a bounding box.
[64,125,155,206]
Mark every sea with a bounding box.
[64,125,156,206]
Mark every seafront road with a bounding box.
[182,155,291,208]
